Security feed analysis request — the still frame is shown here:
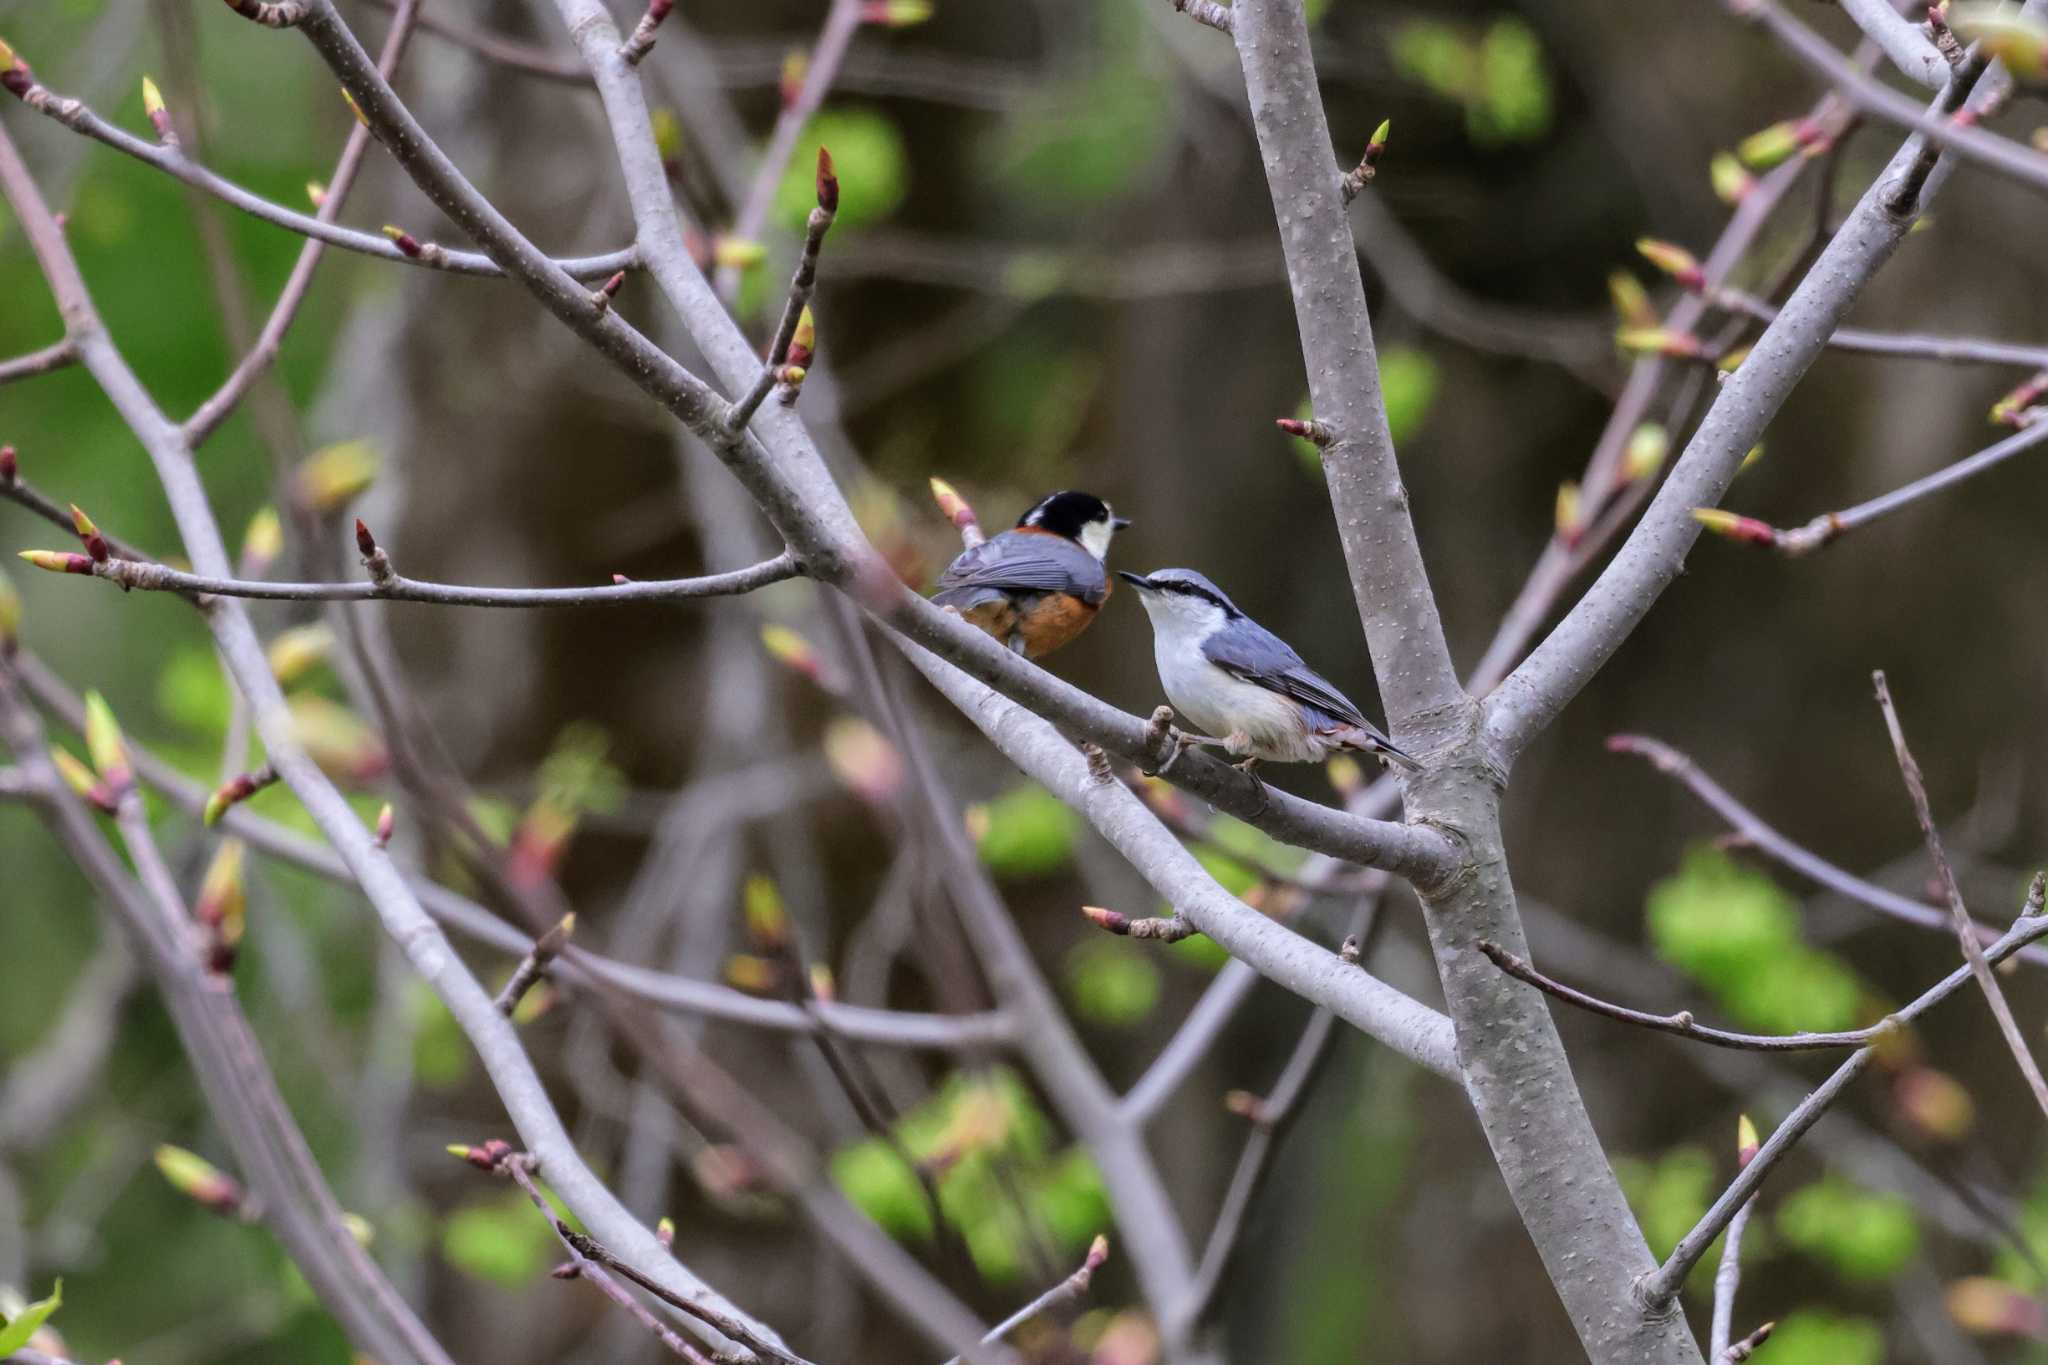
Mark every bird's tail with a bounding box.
[1338,726,1422,773]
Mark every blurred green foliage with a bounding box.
[1775,1178,1919,1282]
[830,1068,1108,1283]
[439,1191,558,1288]
[1613,1146,1713,1260]
[985,5,1170,211]
[1752,1311,1883,1365]
[1289,347,1439,473]
[1647,847,1871,1034]
[1389,16,1552,146]
[1064,936,1162,1027]
[974,783,1081,878]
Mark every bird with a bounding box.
[932,490,1131,659]
[1118,567,1419,778]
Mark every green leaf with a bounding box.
[1776,1178,1919,1281]
[774,108,908,233]
[0,1280,61,1355]
[975,785,1080,878]
[832,1140,934,1240]
[440,1192,557,1287]
[1064,937,1162,1027]
[1751,1311,1883,1365]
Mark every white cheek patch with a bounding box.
[1078,519,1115,560]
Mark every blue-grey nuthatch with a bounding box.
[1118,567,1419,775]
[933,490,1130,658]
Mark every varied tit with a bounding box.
[932,490,1131,659]
[1118,568,1420,776]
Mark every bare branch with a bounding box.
[18,542,804,607]
[0,340,76,387]
[1640,900,2048,1304]
[0,63,634,282]
[0,667,458,1365]
[1705,283,2048,370]
[725,149,838,434]
[618,0,674,66]
[0,115,791,1362]
[1723,1321,1775,1361]
[221,0,309,27]
[1607,733,2044,962]
[716,0,863,299]
[9,647,1016,1053]
[895,642,1459,1082]
[1693,422,2048,556]
[941,1236,1109,1365]
[1832,0,1949,87]
[1477,940,1880,1051]
[1726,0,2048,197]
[1169,0,1235,34]
[1873,671,2048,1117]
[496,1158,730,1363]
[186,0,425,447]
[1708,1118,1762,1359]
[1231,0,1462,735]
[494,913,576,1016]
[1487,57,1989,761]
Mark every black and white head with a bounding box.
[1018,490,1130,561]
[1116,568,1242,639]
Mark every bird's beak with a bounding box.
[1111,516,1132,531]
[1116,570,1152,591]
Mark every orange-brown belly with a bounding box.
[961,592,1101,659]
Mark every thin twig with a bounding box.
[1873,671,2048,1118]
[1723,1321,1775,1361]
[19,546,804,607]
[0,340,77,386]
[1726,0,2048,197]
[1698,423,2048,556]
[1170,0,1235,33]
[724,149,837,434]
[1606,735,2045,963]
[1707,285,2048,371]
[1709,1115,1762,1358]
[1639,900,2048,1304]
[0,65,633,282]
[1478,941,1879,1052]
[500,1158,701,1361]
[185,0,426,446]
[940,1236,1110,1365]
[494,913,576,1015]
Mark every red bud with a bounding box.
[815,146,839,213]
[0,444,15,483]
[354,518,377,558]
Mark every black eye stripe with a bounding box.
[1158,581,1232,612]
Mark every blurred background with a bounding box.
[3,0,2048,1361]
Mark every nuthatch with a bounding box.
[1118,567,1419,778]
[933,490,1130,658]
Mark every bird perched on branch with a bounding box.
[932,490,1130,658]
[1119,567,1419,777]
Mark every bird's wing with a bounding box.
[1202,617,1375,732]
[932,533,1107,604]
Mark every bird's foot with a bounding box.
[1232,753,1269,815]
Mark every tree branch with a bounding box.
[1477,940,1881,1051]
[1694,421,2048,556]
[1873,671,2048,1117]
[0,341,76,387]
[1832,0,1949,88]
[0,667,458,1365]
[1607,733,2044,962]
[0,62,635,282]
[19,543,803,607]
[0,114,792,1362]
[1640,898,2048,1304]
[1486,57,1992,761]
[1230,0,1463,739]
[940,1236,1109,1365]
